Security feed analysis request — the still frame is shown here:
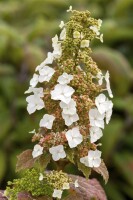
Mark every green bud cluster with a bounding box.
[5,169,53,200]
[45,170,72,190]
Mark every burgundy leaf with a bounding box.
[93,160,109,184]
[70,175,107,200]
[16,150,37,172]
[18,192,52,200]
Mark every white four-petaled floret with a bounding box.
[49,145,66,161]
[39,114,55,129]
[65,127,83,148]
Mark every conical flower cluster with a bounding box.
[25,6,113,199]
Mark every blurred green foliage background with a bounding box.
[0,0,133,200]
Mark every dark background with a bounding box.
[0,0,133,200]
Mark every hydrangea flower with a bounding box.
[26,95,44,114]
[80,149,101,168]
[39,114,55,129]
[32,144,43,158]
[52,34,58,45]
[95,93,107,114]
[105,71,113,98]
[23,10,113,194]
[49,145,66,161]
[29,129,36,134]
[74,179,79,188]
[90,25,100,36]
[52,35,62,59]
[67,5,72,12]
[60,99,76,115]
[60,28,66,40]
[63,183,70,190]
[97,72,104,85]
[30,73,39,87]
[39,173,44,181]
[25,87,44,98]
[80,40,90,48]
[53,189,63,199]
[57,72,73,85]
[59,21,65,29]
[95,93,113,114]
[51,84,75,104]
[65,127,83,148]
[44,52,54,64]
[98,19,102,28]
[88,150,101,167]
[89,108,105,129]
[96,71,113,98]
[39,66,55,83]
[73,31,81,39]
[90,126,103,143]
[100,33,103,43]
[62,112,79,126]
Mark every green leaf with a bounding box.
[65,148,75,164]
[64,190,84,200]
[39,153,51,170]
[16,149,37,172]
[77,160,91,179]
[93,160,109,184]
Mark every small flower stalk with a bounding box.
[5,6,113,200]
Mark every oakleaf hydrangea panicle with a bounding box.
[23,6,114,198]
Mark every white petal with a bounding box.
[59,151,66,159]
[73,31,81,39]
[90,127,103,143]
[32,144,43,158]
[53,189,62,199]
[60,28,66,40]
[59,21,65,29]
[39,114,55,129]
[67,5,72,12]
[106,109,112,124]
[80,156,89,167]
[95,119,104,129]
[60,99,77,115]
[52,153,60,161]
[93,158,101,167]
[49,145,66,161]
[66,127,83,148]
[30,74,39,88]
[64,85,75,97]
[45,52,54,64]
[57,72,73,85]
[63,183,70,190]
[74,179,79,188]
[88,159,94,167]
[88,150,95,159]
[39,173,44,181]
[27,104,36,114]
[81,40,90,48]
[105,71,113,98]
